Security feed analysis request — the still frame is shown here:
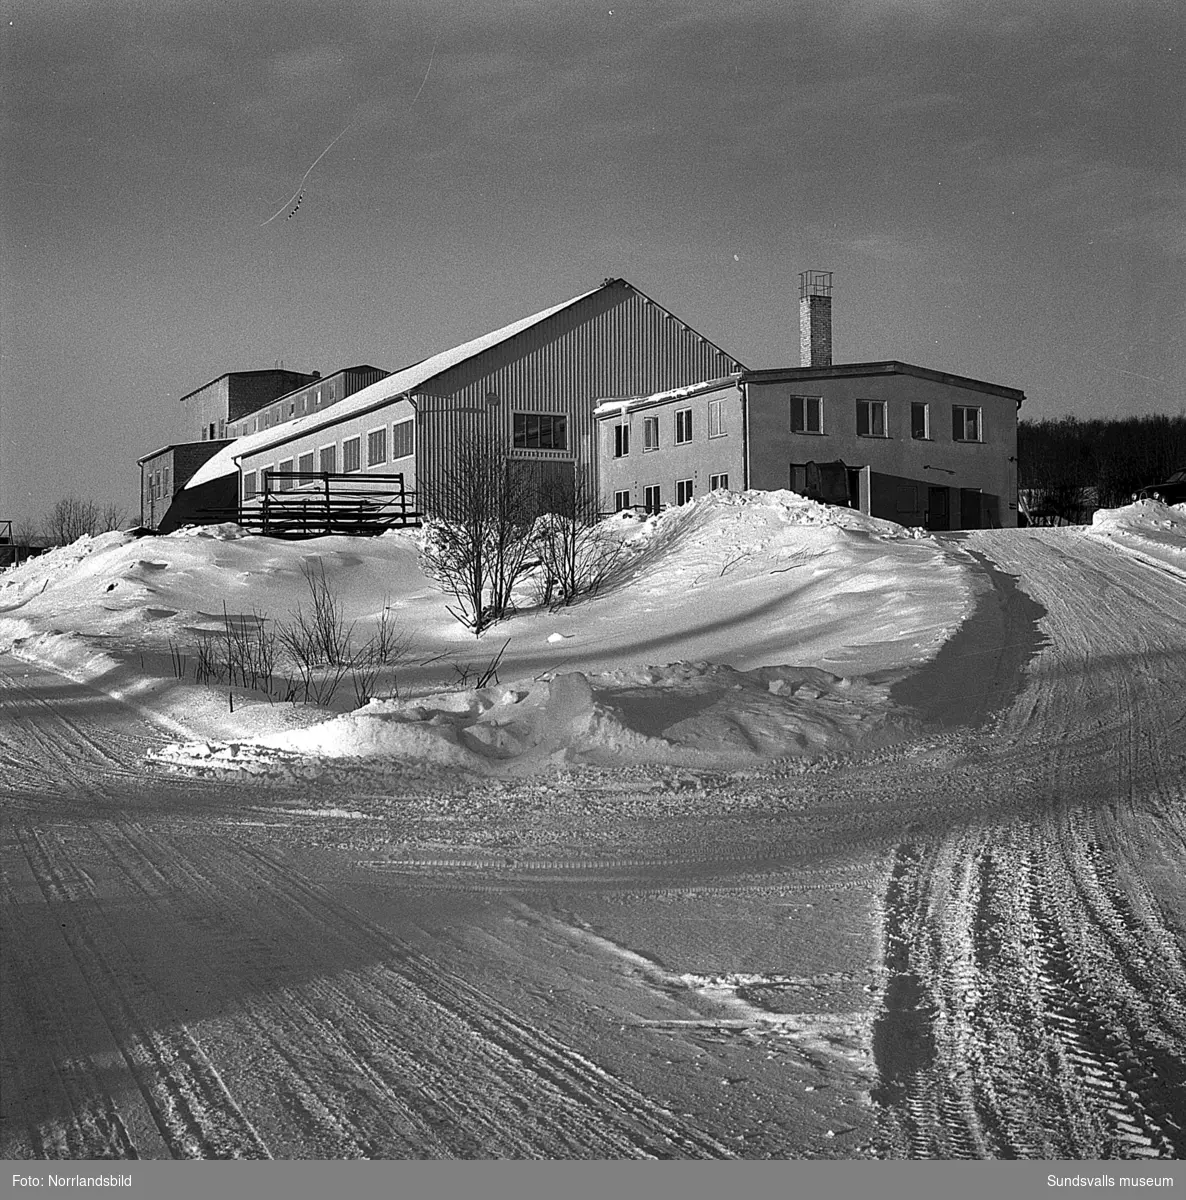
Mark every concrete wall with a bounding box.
[595,380,744,512]
[746,368,1020,528]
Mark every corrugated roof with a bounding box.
[186,283,605,489]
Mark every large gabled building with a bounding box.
[164,279,743,532]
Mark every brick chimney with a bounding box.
[799,271,832,367]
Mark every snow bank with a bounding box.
[153,659,913,777]
[5,489,975,772]
[1087,499,1186,578]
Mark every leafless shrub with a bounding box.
[450,638,511,689]
[418,437,541,634]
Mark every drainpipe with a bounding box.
[739,377,750,491]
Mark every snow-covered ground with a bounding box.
[3,494,1184,1161]
[0,490,972,771]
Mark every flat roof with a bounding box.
[176,368,316,406]
[741,361,1025,404]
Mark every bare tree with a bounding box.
[41,496,128,545]
[418,436,541,634]
[531,468,626,607]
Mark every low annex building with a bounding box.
[595,273,1024,529]
[165,279,742,533]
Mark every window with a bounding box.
[298,452,315,479]
[367,427,387,466]
[708,398,726,438]
[163,467,170,496]
[709,473,729,491]
[614,489,631,511]
[643,416,660,451]
[343,437,361,473]
[857,399,888,438]
[911,402,930,440]
[392,419,414,460]
[277,458,294,490]
[613,423,630,458]
[207,423,216,441]
[644,484,662,514]
[676,478,694,505]
[319,444,336,474]
[675,408,693,444]
[952,405,982,442]
[512,412,567,451]
[790,464,807,494]
[242,471,258,501]
[790,395,823,434]
[260,465,274,492]
[288,402,295,418]
[328,382,336,401]
[315,388,322,407]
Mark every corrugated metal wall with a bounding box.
[416,283,741,503]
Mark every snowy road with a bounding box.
[2,526,1184,1159]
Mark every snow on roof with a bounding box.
[593,374,740,418]
[187,284,604,489]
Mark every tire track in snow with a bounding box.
[15,827,272,1159]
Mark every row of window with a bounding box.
[611,399,728,458]
[239,380,343,436]
[791,397,984,443]
[612,474,730,514]
[146,466,171,501]
[241,419,414,499]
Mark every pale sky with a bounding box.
[2,0,1183,528]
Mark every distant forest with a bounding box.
[1018,413,1186,517]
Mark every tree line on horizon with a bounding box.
[1018,412,1186,519]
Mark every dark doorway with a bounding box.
[926,486,950,531]
[959,488,982,530]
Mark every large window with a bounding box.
[278,458,294,491]
[643,416,660,451]
[319,445,336,474]
[343,436,361,473]
[676,478,694,505]
[644,484,662,514]
[392,419,414,459]
[614,489,631,511]
[708,398,726,438]
[952,405,982,442]
[675,408,693,444]
[790,395,824,434]
[856,399,888,438]
[613,424,630,458]
[512,412,567,451]
[367,427,388,467]
[911,402,930,440]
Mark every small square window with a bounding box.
[676,478,694,505]
[952,405,983,442]
[790,395,823,434]
[643,416,660,451]
[392,419,414,459]
[675,408,693,445]
[857,399,888,437]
